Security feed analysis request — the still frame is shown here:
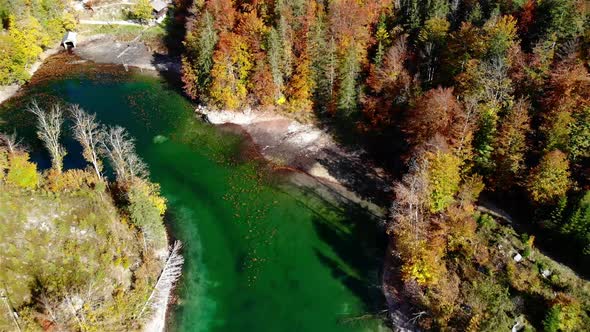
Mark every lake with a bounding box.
[0,64,388,332]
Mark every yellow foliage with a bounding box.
[0,149,8,180]
[286,58,314,112]
[401,241,445,286]
[484,15,518,42]
[133,179,167,215]
[210,33,253,110]
[427,151,462,213]
[44,169,101,192]
[527,150,571,204]
[149,188,167,215]
[6,152,38,189]
[419,17,450,43]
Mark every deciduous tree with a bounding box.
[405,87,466,149]
[102,126,148,183]
[70,105,104,180]
[28,101,66,174]
[527,150,571,204]
[209,32,253,109]
[492,99,531,186]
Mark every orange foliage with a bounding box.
[206,0,236,31]
[44,169,101,192]
[405,87,467,149]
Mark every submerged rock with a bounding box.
[153,135,169,144]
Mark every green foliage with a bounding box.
[543,305,561,332]
[337,45,361,114]
[182,10,218,99]
[427,151,461,213]
[267,27,285,101]
[473,104,499,172]
[0,0,72,84]
[463,277,515,332]
[477,213,496,230]
[568,107,590,161]
[527,150,571,204]
[418,17,450,44]
[0,179,163,330]
[543,297,584,332]
[545,110,573,153]
[6,152,38,189]
[128,0,153,23]
[561,192,590,254]
[0,130,166,330]
[176,2,590,330]
[537,0,585,42]
[483,15,518,60]
[127,180,167,247]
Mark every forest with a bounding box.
[0,0,77,84]
[0,102,178,331]
[180,0,590,330]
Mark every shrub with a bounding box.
[127,180,167,247]
[543,295,583,332]
[6,153,38,189]
[44,169,99,192]
[128,0,153,24]
[0,149,8,180]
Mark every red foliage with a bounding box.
[405,87,467,149]
[517,0,536,35]
[206,0,237,31]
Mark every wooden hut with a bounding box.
[61,31,77,49]
[151,0,168,23]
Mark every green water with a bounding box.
[0,69,387,332]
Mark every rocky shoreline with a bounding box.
[197,107,392,218]
[197,108,421,330]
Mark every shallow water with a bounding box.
[0,69,387,332]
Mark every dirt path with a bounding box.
[79,19,142,26]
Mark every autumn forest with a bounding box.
[0,0,589,330]
[181,0,589,330]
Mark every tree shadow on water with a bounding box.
[311,203,388,316]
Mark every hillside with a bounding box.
[0,102,176,331]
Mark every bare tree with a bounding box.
[101,126,148,182]
[138,241,184,318]
[70,105,104,179]
[28,101,66,173]
[389,154,430,243]
[1,288,22,332]
[0,131,25,154]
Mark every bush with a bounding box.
[128,0,153,24]
[6,153,38,189]
[127,180,167,247]
[543,297,583,332]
